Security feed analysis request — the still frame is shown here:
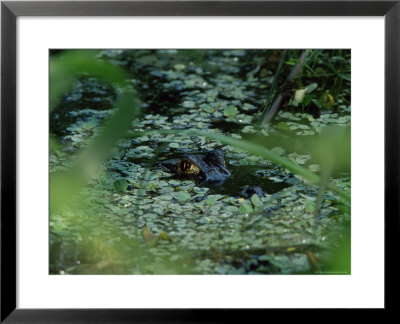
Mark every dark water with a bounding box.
[206,164,289,196]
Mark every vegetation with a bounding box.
[50,49,351,274]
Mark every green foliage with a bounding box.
[239,203,253,214]
[113,180,128,193]
[251,194,263,207]
[172,191,192,202]
[50,50,129,111]
[223,105,239,118]
[50,51,139,212]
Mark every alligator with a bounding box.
[160,149,231,183]
[161,149,265,198]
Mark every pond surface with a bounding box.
[50,49,351,274]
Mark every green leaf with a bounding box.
[303,94,313,106]
[98,176,111,186]
[251,194,262,207]
[308,164,321,172]
[270,147,285,156]
[182,101,195,108]
[113,180,128,193]
[174,64,186,70]
[223,105,238,118]
[169,143,180,148]
[159,194,173,201]
[305,202,315,213]
[200,104,213,113]
[276,122,291,131]
[173,191,192,202]
[306,83,318,93]
[206,197,217,205]
[294,89,307,102]
[239,204,253,214]
[82,121,97,131]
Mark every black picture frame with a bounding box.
[1,0,398,321]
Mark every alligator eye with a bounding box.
[178,159,200,174]
[179,159,191,171]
